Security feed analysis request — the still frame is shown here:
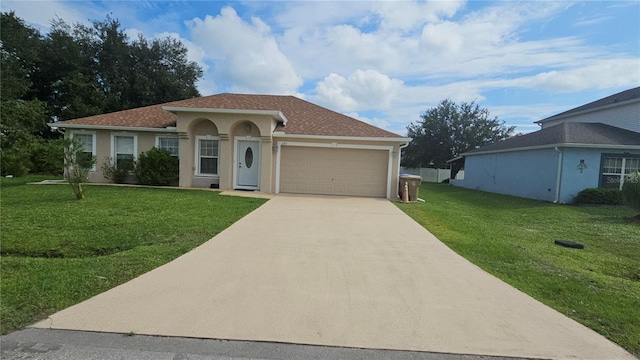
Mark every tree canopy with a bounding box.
[402,99,515,168]
[1,11,203,176]
[1,11,202,130]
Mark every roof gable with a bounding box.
[538,86,640,123]
[53,93,403,138]
[464,122,640,155]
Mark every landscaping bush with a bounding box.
[573,187,623,205]
[622,171,640,211]
[0,148,29,177]
[101,156,134,184]
[1,137,64,176]
[25,138,65,175]
[135,147,179,186]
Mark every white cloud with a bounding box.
[315,69,403,111]
[187,7,302,95]
[278,1,584,84]
[520,58,640,93]
[374,0,464,31]
[0,0,100,30]
[280,23,408,80]
[273,1,368,29]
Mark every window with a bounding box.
[70,132,96,170]
[111,134,137,170]
[196,136,219,175]
[601,155,640,189]
[156,135,179,156]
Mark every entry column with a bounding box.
[178,132,192,187]
[218,134,232,190]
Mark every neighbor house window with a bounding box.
[111,134,137,170]
[156,135,179,156]
[196,136,219,175]
[70,131,96,170]
[601,155,640,189]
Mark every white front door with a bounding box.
[236,140,260,188]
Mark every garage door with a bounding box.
[280,146,388,197]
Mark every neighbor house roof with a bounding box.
[536,86,640,124]
[463,122,640,156]
[53,93,403,138]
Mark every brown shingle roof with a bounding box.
[464,122,640,155]
[55,94,404,138]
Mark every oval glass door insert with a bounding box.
[245,147,254,168]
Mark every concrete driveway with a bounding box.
[34,194,633,359]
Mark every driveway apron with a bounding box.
[34,194,634,359]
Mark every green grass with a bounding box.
[0,175,267,334]
[397,183,640,355]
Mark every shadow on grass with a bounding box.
[421,183,551,210]
[0,246,136,258]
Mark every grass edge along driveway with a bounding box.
[0,176,267,335]
[397,183,640,356]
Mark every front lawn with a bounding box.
[0,176,267,334]
[397,183,640,355]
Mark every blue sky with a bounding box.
[3,1,639,135]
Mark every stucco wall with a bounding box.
[66,115,406,198]
[456,147,640,203]
[558,148,603,203]
[457,148,559,202]
[175,113,278,190]
[67,129,166,183]
[559,148,640,203]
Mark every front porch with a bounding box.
[167,108,282,193]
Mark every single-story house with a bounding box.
[51,93,410,199]
[451,86,640,203]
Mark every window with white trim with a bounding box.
[112,134,137,170]
[156,135,179,157]
[601,155,640,189]
[196,136,219,175]
[70,132,96,170]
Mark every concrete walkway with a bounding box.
[34,194,633,359]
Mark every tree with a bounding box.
[34,18,104,121]
[0,12,203,177]
[128,35,202,107]
[0,12,53,140]
[402,100,515,168]
[63,137,96,199]
[0,11,42,100]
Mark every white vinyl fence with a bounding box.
[400,167,457,183]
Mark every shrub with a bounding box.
[1,137,65,176]
[621,171,640,211]
[135,147,179,186]
[0,148,29,177]
[25,138,65,175]
[101,156,134,184]
[573,188,623,205]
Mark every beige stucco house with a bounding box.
[51,94,410,199]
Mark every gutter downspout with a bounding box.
[554,147,563,203]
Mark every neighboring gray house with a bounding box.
[451,86,640,203]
